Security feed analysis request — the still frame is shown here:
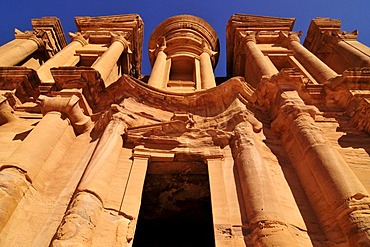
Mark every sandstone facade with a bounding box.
[0,13,370,246]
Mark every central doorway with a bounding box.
[132,161,215,247]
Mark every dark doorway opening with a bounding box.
[132,161,215,247]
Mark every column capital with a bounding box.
[201,40,217,57]
[278,31,301,48]
[149,36,167,56]
[14,29,44,48]
[110,32,132,53]
[37,94,92,134]
[240,31,257,44]
[271,91,319,136]
[68,32,89,46]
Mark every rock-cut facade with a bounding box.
[0,13,370,246]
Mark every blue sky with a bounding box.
[1,0,369,76]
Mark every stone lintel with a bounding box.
[0,67,41,103]
[31,17,68,53]
[132,147,174,162]
[75,14,143,77]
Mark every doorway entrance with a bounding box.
[132,161,215,247]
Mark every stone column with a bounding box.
[282,32,338,84]
[243,32,278,86]
[272,90,370,245]
[206,157,234,247]
[0,32,44,66]
[230,121,298,246]
[332,39,370,68]
[91,33,131,87]
[148,37,168,89]
[200,42,216,89]
[37,32,88,83]
[0,95,91,233]
[51,119,127,247]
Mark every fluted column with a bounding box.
[230,121,298,246]
[51,119,127,247]
[242,33,278,87]
[200,42,216,89]
[272,90,370,245]
[148,37,168,89]
[0,32,44,66]
[282,32,338,84]
[37,32,88,83]
[91,33,131,87]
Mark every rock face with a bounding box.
[0,13,370,247]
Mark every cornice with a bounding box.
[31,17,68,52]
[303,17,342,54]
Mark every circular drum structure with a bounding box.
[148,15,220,68]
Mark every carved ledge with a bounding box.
[0,67,41,103]
[51,66,105,109]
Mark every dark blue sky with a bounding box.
[1,0,369,76]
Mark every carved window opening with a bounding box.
[168,57,196,89]
[269,55,295,71]
[133,160,215,247]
